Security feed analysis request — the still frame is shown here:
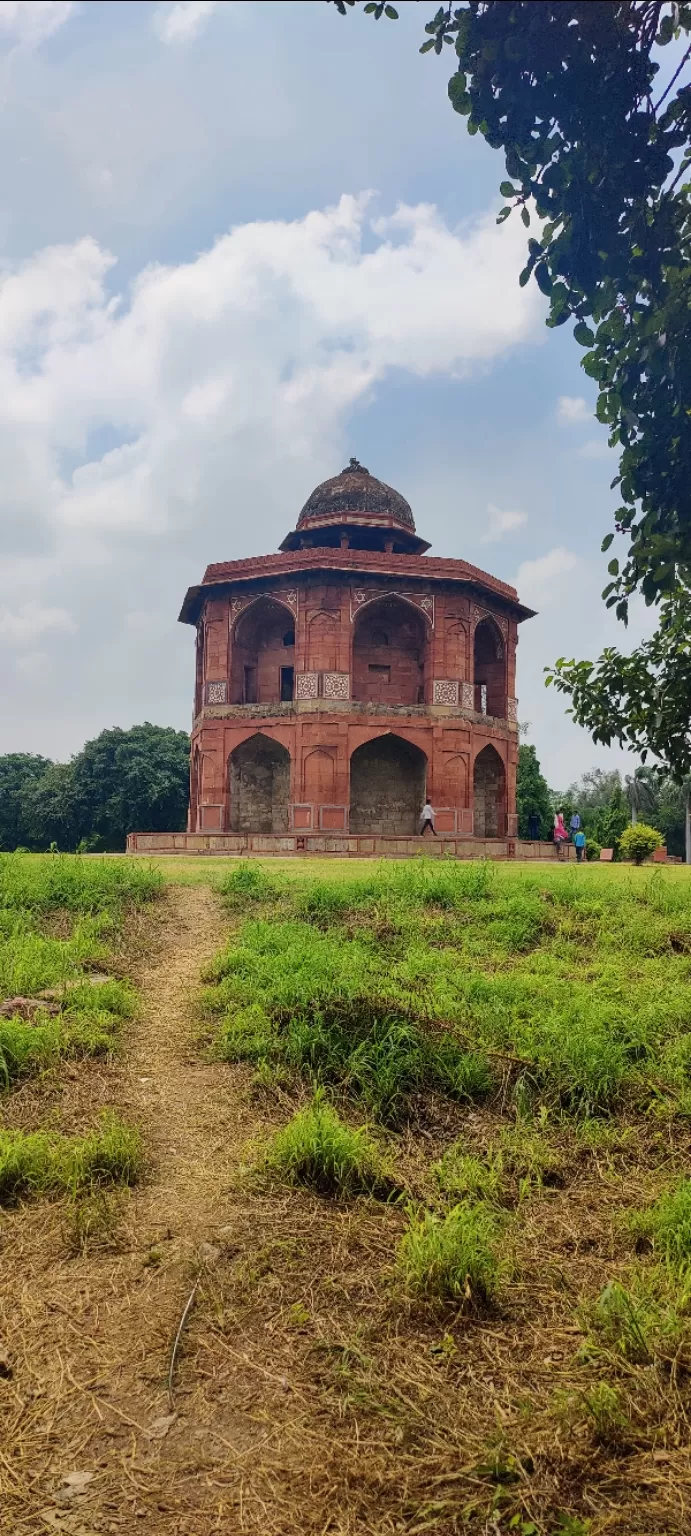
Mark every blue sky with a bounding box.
[0,0,654,788]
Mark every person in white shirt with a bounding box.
[419,800,436,836]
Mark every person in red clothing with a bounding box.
[553,808,569,859]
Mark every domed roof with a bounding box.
[297,459,416,532]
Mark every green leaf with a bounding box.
[608,558,620,576]
[573,322,595,346]
[521,206,530,226]
[448,74,470,110]
[496,207,511,224]
[535,263,553,296]
[420,37,435,54]
[500,181,518,198]
[519,266,531,288]
[601,533,615,552]
[384,4,399,15]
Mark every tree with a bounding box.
[20,762,83,852]
[546,586,691,777]
[624,764,658,823]
[71,724,190,850]
[331,1,691,775]
[516,743,552,838]
[0,754,53,850]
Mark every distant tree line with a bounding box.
[517,745,689,860]
[0,724,190,853]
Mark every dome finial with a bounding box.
[345,456,369,474]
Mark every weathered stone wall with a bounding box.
[473,744,505,838]
[350,734,426,836]
[229,735,290,833]
[352,600,426,706]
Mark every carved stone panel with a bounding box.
[432,679,459,706]
[206,681,228,705]
[295,672,319,700]
[507,696,518,723]
[323,671,350,700]
[461,681,474,711]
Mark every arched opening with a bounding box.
[230,598,295,705]
[229,734,291,833]
[473,619,506,719]
[353,598,426,705]
[350,734,427,836]
[189,746,201,830]
[473,745,506,839]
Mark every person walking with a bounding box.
[574,828,586,862]
[419,800,436,836]
[553,808,569,859]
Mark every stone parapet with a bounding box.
[127,831,572,861]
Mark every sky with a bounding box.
[0,0,658,790]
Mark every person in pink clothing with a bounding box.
[553,809,569,859]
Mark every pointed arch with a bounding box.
[473,617,507,718]
[352,596,427,706]
[231,597,295,704]
[473,744,506,839]
[349,732,427,836]
[228,732,291,833]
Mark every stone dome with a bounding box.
[297,459,416,533]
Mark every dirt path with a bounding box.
[2,885,275,1536]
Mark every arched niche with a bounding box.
[349,733,427,836]
[473,744,506,839]
[307,610,338,673]
[473,618,506,719]
[228,733,291,833]
[352,597,427,706]
[230,598,295,705]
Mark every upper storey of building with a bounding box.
[178,461,534,626]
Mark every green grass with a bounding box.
[261,1095,396,1198]
[630,1178,691,1272]
[397,1201,505,1305]
[0,1113,143,1205]
[0,856,159,1091]
[205,860,691,1118]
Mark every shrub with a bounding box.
[585,838,601,862]
[619,823,664,865]
[397,1201,503,1305]
[432,1146,504,1205]
[261,1096,394,1198]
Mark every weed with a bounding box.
[630,1177,691,1272]
[67,1188,124,1254]
[397,1201,504,1305]
[433,1145,504,1205]
[219,861,281,908]
[557,1380,629,1446]
[261,1096,396,1199]
[0,1114,143,1205]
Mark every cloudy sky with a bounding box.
[0,0,654,788]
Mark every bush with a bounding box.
[219,862,280,908]
[585,838,601,862]
[397,1201,504,1305]
[619,823,664,865]
[261,1096,395,1198]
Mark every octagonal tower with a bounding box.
[175,460,535,849]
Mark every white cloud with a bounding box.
[0,194,544,754]
[515,547,580,608]
[0,602,77,647]
[0,1,75,47]
[579,438,611,460]
[153,2,220,45]
[557,395,590,425]
[480,502,527,544]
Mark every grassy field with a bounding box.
[194,858,691,1534]
[3,853,691,1535]
[0,854,160,1195]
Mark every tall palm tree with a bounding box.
[625,766,657,825]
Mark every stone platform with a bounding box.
[126,831,573,860]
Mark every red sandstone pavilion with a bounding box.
[129,460,544,858]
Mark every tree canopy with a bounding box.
[0,724,190,852]
[516,743,552,838]
[331,0,691,775]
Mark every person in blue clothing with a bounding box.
[570,811,581,840]
[574,828,586,862]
